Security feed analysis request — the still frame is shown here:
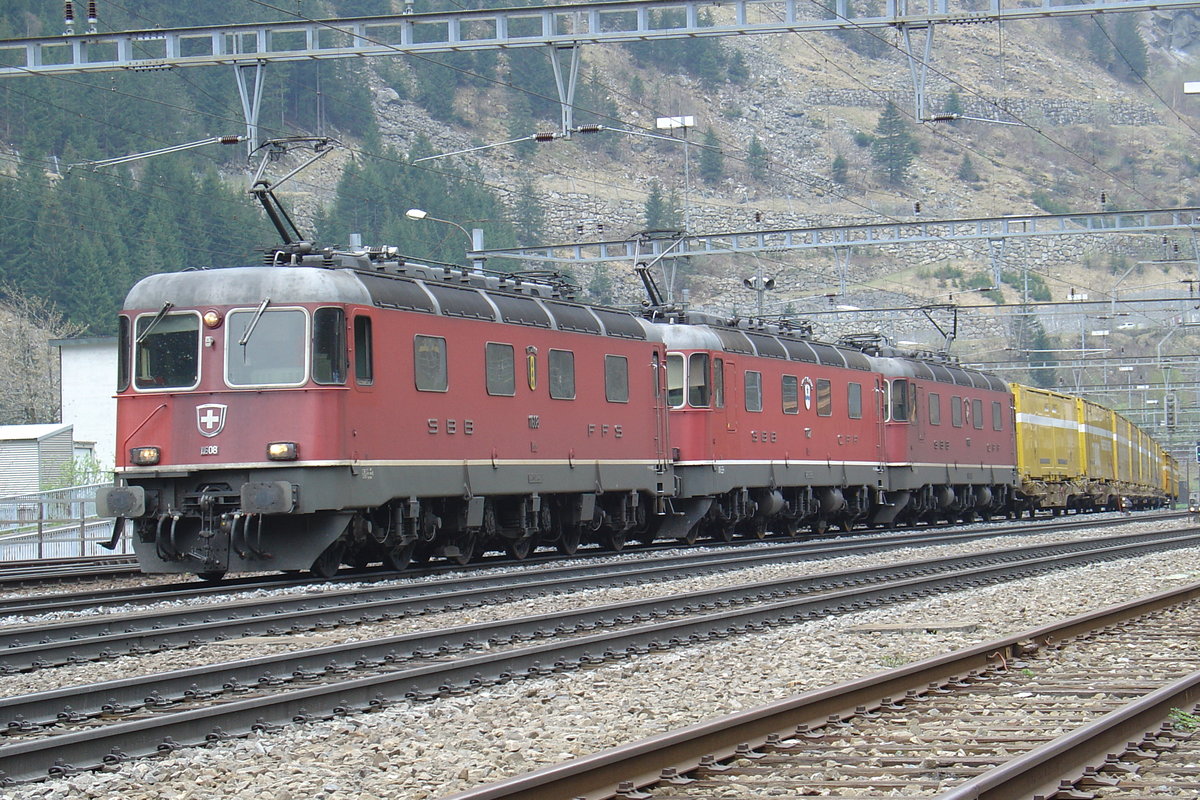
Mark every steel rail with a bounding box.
[439,581,1200,800]
[0,529,1198,782]
[0,510,1172,617]
[0,523,1190,672]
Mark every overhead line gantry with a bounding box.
[2,0,1199,150]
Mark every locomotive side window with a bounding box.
[888,379,909,422]
[604,355,629,403]
[414,335,448,392]
[992,400,1003,431]
[744,371,763,412]
[549,349,575,399]
[486,343,516,396]
[782,375,799,414]
[666,354,685,408]
[928,392,942,425]
[312,308,346,385]
[117,316,130,392]
[816,379,832,417]
[972,398,984,429]
[713,358,725,408]
[135,311,199,390]
[951,396,963,427]
[354,316,373,385]
[847,382,863,419]
[688,353,710,407]
[227,308,307,387]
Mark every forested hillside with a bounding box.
[0,0,1192,341]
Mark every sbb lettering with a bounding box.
[749,431,778,443]
[428,419,475,435]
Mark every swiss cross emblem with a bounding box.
[196,404,227,438]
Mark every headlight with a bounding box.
[130,446,161,466]
[267,442,298,461]
[203,310,222,328]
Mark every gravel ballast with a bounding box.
[1,519,1197,800]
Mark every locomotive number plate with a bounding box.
[200,445,219,456]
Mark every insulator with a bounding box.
[913,201,921,213]
[1100,191,1107,203]
[87,1,97,23]
[64,1,75,23]
[533,132,557,142]
[576,124,603,133]
[218,135,242,144]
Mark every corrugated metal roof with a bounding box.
[0,424,72,442]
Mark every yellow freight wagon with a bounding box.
[1077,398,1116,483]
[1011,383,1083,512]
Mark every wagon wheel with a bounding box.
[603,530,627,552]
[196,570,226,582]
[309,539,346,580]
[506,536,533,560]
[447,532,475,566]
[385,540,417,572]
[557,525,582,556]
[683,526,700,546]
[810,518,829,536]
[716,525,735,543]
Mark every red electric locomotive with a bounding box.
[651,313,1016,540]
[98,258,672,579]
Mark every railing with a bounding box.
[0,483,129,560]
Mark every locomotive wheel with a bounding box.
[683,527,700,545]
[716,525,735,543]
[557,526,582,556]
[603,530,627,552]
[386,540,417,571]
[506,537,533,560]
[745,521,767,540]
[310,540,346,580]
[197,570,226,582]
[452,532,477,566]
[810,518,828,536]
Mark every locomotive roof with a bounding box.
[124,266,373,310]
[124,265,654,342]
[652,319,1005,391]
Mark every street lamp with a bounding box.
[404,208,484,268]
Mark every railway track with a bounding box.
[0,509,1177,618]
[0,522,1193,673]
[0,523,1197,783]
[442,584,1200,800]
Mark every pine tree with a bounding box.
[747,135,768,182]
[699,128,723,184]
[831,154,849,185]
[870,103,919,186]
[957,155,980,184]
[644,180,670,229]
[1110,15,1148,81]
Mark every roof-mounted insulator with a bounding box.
[64,1,75,33]
[87,1,97,27]
[533,132,557,142]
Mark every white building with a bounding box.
[50,336,117,470]
[0,423,75,496]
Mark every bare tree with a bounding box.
[0,286,85,425]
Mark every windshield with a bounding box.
[226,308,307,386]
[134,312,199,389]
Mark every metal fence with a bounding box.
[0,483,128,561]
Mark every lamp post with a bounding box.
[404,208,485,269]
